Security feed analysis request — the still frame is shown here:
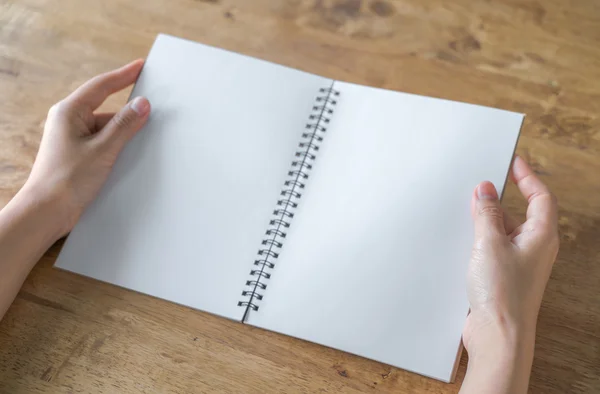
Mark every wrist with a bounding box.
[465,309,536,359]
[462,310,536,393]
[467,325,534,368]
[14,181,71,242]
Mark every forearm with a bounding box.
[460,321,536,394]
[0,183,64,319]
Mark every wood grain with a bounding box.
[1,0,599,392]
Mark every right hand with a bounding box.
[461,156,559,393]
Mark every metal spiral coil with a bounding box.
[238,84,340,319]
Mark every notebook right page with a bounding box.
[246,81,523,382]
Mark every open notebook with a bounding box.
[55,34,523,382]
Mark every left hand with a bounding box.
[25,60,151,237]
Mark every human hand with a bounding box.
[460,156,559,393]
[24,60,150,238]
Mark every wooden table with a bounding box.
[1,0,599,392]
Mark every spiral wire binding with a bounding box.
[238,84,340,320]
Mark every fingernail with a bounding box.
[477,181,498,200]
[514,155,524,166]
[130,97,150,116]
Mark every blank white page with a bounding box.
[247,81,523,381]
[55,34,332,321]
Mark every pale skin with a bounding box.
[0,61,559,393]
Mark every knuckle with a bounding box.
[87,74,108,90]
[535,191,557,208]
[112,111,135,129]
[478,205,503,219]
[46,101,75,128]
[47,101,67,118]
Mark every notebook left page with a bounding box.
[55,34,332,320]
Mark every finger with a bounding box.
[511,156,558,226]
[95,96,150,152]
[94,112,117,132]
[503,212,520,235]
[65,59,144,111]
[471,181,506,239]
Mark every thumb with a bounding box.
[98,96,150,151]
[472,181,506,239]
